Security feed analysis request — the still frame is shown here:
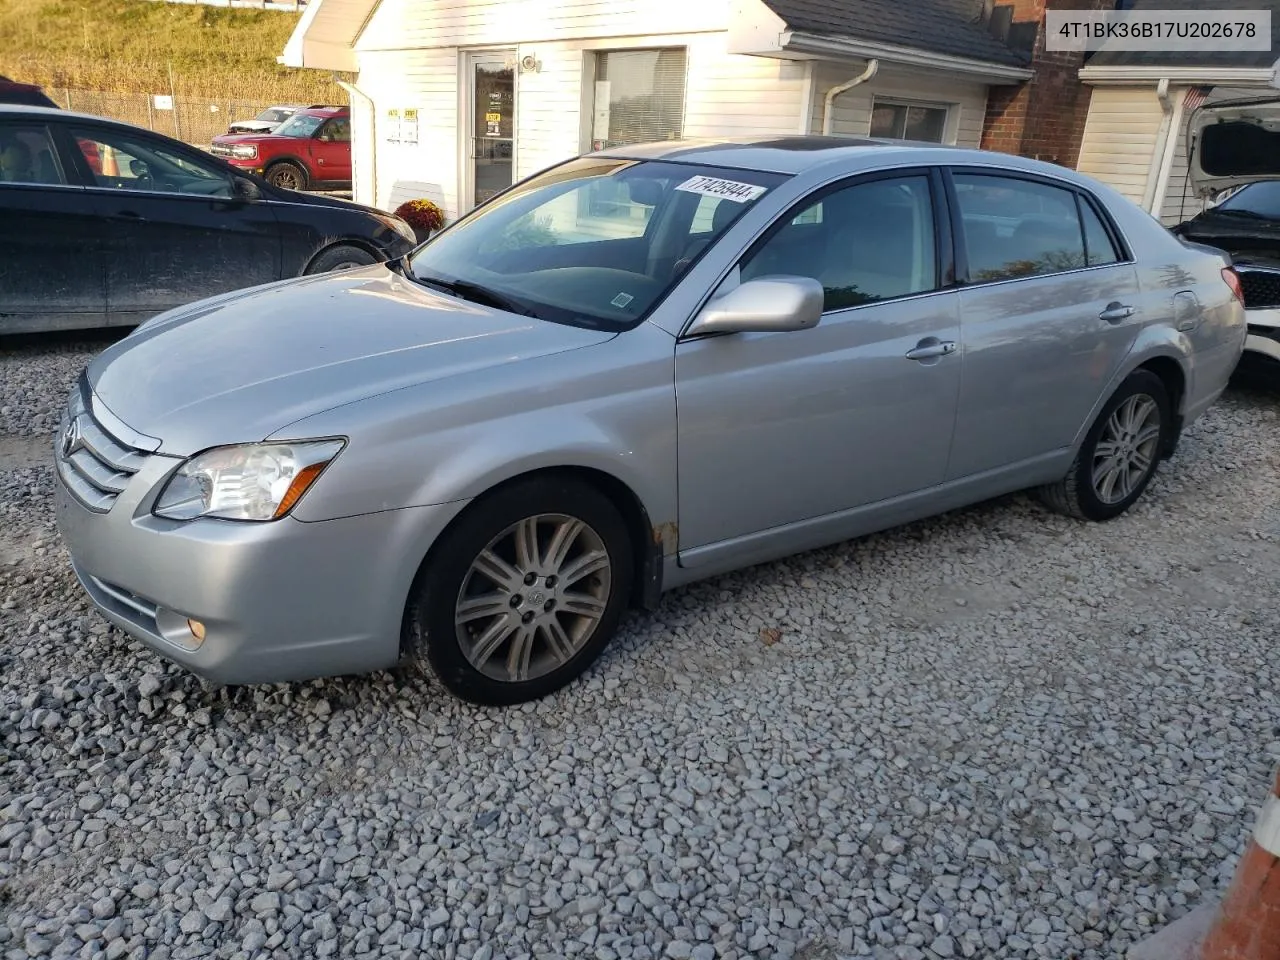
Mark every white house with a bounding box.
[281,0,1032,218]
[1075,0,1280,225]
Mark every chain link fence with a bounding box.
[44,88,322,151]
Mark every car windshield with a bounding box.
[260,108,294,123]
[404,157,787,330]
[1215,181,1280,220]
[274,114,326,138]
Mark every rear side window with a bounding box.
[954,174,1097,282]
[0,123,65,185]
[1080,200,1121,266]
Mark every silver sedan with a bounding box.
[54,137,1246,705]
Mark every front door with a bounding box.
[308,115,351,186]
[468,53,516,210]
[675,171,963,553]
[65,122,281,323]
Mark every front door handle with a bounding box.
[1099,302,1135,323]
[905,339,957,362]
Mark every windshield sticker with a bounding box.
[611,292,635,309]
[675,175,768,203]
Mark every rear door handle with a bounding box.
[905,339,957,361]
[1099,302,1135,323]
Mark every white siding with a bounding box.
[1076,87,1165,206]
[684,36,808,138]
[808,63,989,146]
[357,0,729,52]
[350,0,808,216]
[355,46,460,213]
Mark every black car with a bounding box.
[0,106,417,334]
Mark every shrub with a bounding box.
[394,198,446,233]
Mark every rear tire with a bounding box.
[265,161,307,191]
[1036,370,1171,522]
[405,476,633,706]
[305,244,378,275]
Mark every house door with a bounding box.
[468,53,515,210]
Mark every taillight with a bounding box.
[1222,267,1245,304]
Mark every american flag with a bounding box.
[1183,86,1212,112]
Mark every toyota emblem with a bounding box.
[60,418,82,458]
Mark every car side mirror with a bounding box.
[232,177,261,201]
[685,276,825,337]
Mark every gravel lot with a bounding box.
[2,334,1279,960]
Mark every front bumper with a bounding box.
[1245,306,1280,363]
[53,396,463,685]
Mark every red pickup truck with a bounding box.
[209,104,351,192]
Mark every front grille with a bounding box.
[208,144,232,157]
[55,390,149,513]
[1237,268,1280,310]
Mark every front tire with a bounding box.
[1036,370,1171,522]
[305,244,378,275]
[265,160,308,191]
[406,476,634,706]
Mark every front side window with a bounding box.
[407,158,785,329]
[0,123,65,185]
[870,100,948,143]
[71,128,234,198]
[954,174,1090,282]
[274,114,327,139]
[590,48,687,150]
[318,117,350,142]
[742,175,939,310]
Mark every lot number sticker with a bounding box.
[675,175,767,203]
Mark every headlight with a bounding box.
[379,214,417,245]
[231,144,258,160]
[153,440,345,522]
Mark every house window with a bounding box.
[590,48,687,151]
[869,99,948,143]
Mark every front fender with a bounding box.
[280,323,679,551]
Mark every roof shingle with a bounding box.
[1084,0,1280,69]
[761,0,1028,67]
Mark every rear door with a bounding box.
[308,116,350,184]
[64,122,281,323]
[0,119,105,332]
[945,168,1143,480]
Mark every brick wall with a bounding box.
[980,0,1117,167]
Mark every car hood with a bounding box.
[86,265,616,456]
[1187,95,1280,197]
[211,132,308,146]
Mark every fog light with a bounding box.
[187,619,206,642]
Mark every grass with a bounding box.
[0,0,343,100]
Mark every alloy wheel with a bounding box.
[1091,393,1161,504]
[454,513,612,683]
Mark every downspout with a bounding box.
[1149,85,1187,221]
[1141,78,1173,212]
[823,59,879,135]
[334,73,377,207]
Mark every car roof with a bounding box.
[594,135,1107,186]
[295,105,348,117]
